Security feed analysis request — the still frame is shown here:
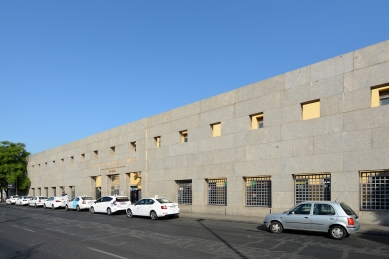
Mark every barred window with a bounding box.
[361,171,389,210]
[295,174,331,204]
[177,180,192,204]
[245,177,271,207]
[208,179,227,205]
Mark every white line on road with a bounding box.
[12,225,35,232]
[87,247,128,259]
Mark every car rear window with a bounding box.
[116,197,129,202]
[340,203,356,216]
[82,197,94,200]
[39,197,47,199]
[157,198,173,204]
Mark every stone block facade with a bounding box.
[27,40,389,225]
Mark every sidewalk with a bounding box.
[180,212,389,236]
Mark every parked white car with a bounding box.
[43,196,67,209]
[126,196,179,220]
[28,196,48,207]
[8,195,19,205]
[90,196,130,215]
[66,196,96,212]
[15,196,33,206]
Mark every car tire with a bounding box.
[269,221,283,234]
[126,209,133,218]
[150,211,158,220]
[35,203,37,208]
[329,225,346,240]
[65,205,69,211]
[90,207,95,214]
[107,208,112,215]
[43,204,46,209]
[52,205,54,210]
[76,206,80,212]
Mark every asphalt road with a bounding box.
[1,204,389,259]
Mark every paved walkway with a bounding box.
[180,212,389,236]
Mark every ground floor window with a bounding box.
[294,174,331,204]
[70,186,75,199]
[208,179,227,205]
[177,180,192,204]
[109,174,120,195]
[245,177,271,207]
[361,171,389,210]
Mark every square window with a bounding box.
[81,153,85,161]
[302,100,320,120]
[94,150,98,159]
[130,141,137,152]
[61,158,64,165]
[180,130,188,143]
[371,85,389,107]
[250,113,264,130]
[110,146,115,156]
[211,123,221,137]
[380,89,389,106]
[154,137,161,148]
[71,156,74,163]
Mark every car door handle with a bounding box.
[304,217,309,219]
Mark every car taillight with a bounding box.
[82,201,86,204]
[161,205,167,209]
[56,200,61,202]
[347,218,355,225]
[38,200,41,202]
[113,201,117,205]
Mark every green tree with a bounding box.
[0,141,31,202]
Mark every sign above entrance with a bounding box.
[92,157,138,168]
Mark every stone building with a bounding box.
[27,40,389,224]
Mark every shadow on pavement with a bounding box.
[196,218,249,259]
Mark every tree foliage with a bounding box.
[0,141,31,198]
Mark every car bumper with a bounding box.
[346,224,360,234]
[263,221,270,228]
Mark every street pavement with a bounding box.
[1,203,389,259]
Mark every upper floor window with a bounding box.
[211,123,221,137]
[110,146,116,156]
[180,130,188,143]
[250,113,264,130]
[130,141,137,152]
[154,137,161,148]
[94,150,99,159]
[371,85,389,107]
[302,100,320,120]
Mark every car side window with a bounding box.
[313,204,336,216]
[96,198,103,203]
[69,198,74,202]
[291,204,312,215]
[145,199,155,205]
[135,199,146,205]
[75,198,80,201]
[102,197,113,202]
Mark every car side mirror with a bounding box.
[290,211,295,215]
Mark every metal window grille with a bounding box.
[177,180,192,204]
[361,171,389,210]
[208,179,227,205]
[245,177,271,207]
[295,174,331,204]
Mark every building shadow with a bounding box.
[196,218,249,259]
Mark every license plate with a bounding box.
[120,202,126,205]
[88,201,93,204]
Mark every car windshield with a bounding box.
[82,197,94,200]
[340,203,356,216]
[116,197,129,202]
[157,198,174,204]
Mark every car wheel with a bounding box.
[150,211,158,220]
[76,206,80,212]
[65,205,69,211]
[52,205,54,210]
[107,208,112,215]
[90,207,95,214]
[34,203,37,208]
[269,221,283,234]
[126,209,133,218]
[330,225,346,240]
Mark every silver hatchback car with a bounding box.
[264,201,360,240]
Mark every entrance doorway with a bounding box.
[127,172,141,203]
[92,176,101,200]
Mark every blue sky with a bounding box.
[1,1,388,154]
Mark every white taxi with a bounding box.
[65,196,96,212]
[90,196,130,215]
[126,196,179,220]
[15,196,33,206]
[8,195,19,205]
[28,196,48,207]
[43,196,67,209]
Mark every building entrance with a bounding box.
[127,172,141,203]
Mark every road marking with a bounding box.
[87,247,128,259]
[12,225,35,232]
